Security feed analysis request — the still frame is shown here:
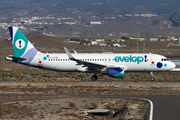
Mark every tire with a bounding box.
[91,75,98,81]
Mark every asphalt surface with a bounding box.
[144,95,180,120]
[114,95,180,120]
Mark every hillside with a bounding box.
[0,0,180,36]
[170,10,180,26]
[1,0,180,15]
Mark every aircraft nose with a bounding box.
[170,62,176,69]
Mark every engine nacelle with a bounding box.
[108,67,124,78]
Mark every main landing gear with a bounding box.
[91,75,98,81]
[91,72,98,81]
[150,72,154,81]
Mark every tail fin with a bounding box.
[9,27,38,57]
[7,27,38,64]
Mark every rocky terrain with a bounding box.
[0,82,179,119]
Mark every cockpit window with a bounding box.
[161,58,169,61]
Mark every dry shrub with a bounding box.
[27,84,31,87]
[91,103,97,109]
[69,101,76,109]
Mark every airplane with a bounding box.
[5,26,176,81]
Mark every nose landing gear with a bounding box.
[150,72,154,81]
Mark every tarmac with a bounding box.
[144,95,180,120]
[114,95,180,120]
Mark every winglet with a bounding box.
[64,47,76,60]
[73,49,77,54]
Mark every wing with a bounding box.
[64,47,106,71]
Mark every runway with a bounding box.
[144,95,180,120]
[112,95,180,120]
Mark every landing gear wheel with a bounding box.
[91,75,98,81]
[150,72,154,81]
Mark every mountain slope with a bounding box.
[169,10,180,26]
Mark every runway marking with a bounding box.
[140,98,153,120]
[127,97,153,120]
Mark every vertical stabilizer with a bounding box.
[8,27,38,64]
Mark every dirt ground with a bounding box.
[0,81,179,119]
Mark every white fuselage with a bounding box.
[28,53,175,72]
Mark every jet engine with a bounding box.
[101,67,124,78]
[108,67,124,78]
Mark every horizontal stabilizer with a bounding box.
[5,55,28,61]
